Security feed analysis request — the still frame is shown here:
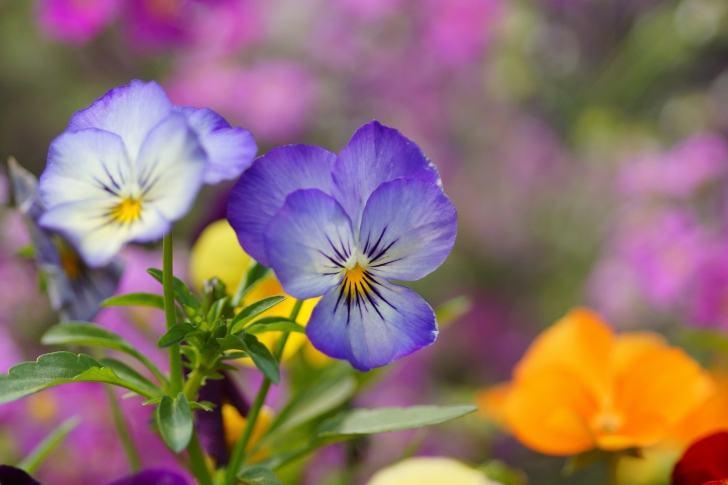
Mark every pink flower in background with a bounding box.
[422,0,504,66]
[687,250,728,330]
[618,133,728,200]
[36,0,121,45]
[167,61,318,142]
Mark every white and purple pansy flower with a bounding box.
[38,79,257,267]
[227,121,458,371]
[9,158,124,322]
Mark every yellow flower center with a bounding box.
[111,198,143,224]
[345,264,368,286]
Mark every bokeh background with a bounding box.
[1,0,728,483]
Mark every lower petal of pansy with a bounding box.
[358,178,457,281]
[227,144,336,266]
[106,469,189,485]
[40,199,170,267]
[306,277,437,371]
[174,106,257,184]
[264,189,354,300]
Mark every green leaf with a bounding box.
[158,322,197,348]
[435,296,472,328]
[98,358,162,398]
[16,245,35,259]
[231,295,287,332]
[42,322,137,355]
[265,373,357,441]
[147,268,201,315]
[101,292,165,310]
[189,401,216,412]
[157,392,193,453]
[247,321,305,335]
[41,323,167,387]
[232,263,272,306]
[17,416,80,474]
[217,333,280,383]
[0,352,158,403]
[238,466,282,485]
[207,297,229,324]
[316,405,478,440]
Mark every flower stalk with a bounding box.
[163,232,184,396]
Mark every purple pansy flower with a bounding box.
[9,158,123,321]
[227,121,457,371]
[38,80,256,267]
[0,466,188,485]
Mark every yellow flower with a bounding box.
[190,220,329,364]
[365,457,500,485]
[222,403,274,463]
[477,307,713,456]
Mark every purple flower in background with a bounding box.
[228,121,457,371]
[36,0,120,45]
[618,133,728,200]
[38,80,256,267]
[0,466,188,485]
[687,250,728,330]
[9,158,123,321]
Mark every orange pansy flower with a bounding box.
[478,307,713,456]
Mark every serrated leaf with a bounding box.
[265,373,357,441]
[99,358,162,398]
[147,268,201,315]
[217,333,280,383]
[101,292,165,310]
[158,322,197,348]
[0,352,157,403]
[247,321,305,335]
[316,405,478,439]
[238,466,282,485]
[157,393,193,452]
[231,295,287,332]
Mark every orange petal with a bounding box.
[476,382,512,427]
[671,370,728,447]
[514,307,613,401]
[504,368,598,456]
[613,347,713,447]
[611,332,667,375]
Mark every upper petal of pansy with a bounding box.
[331,121,441,226]
[67,80,173,158]
[39,128,132,208]
[227,145,336,266]
[39,198,171,267]
[307,276,437,371]
[174,106,257,185]
[135,112,206,222]
[264,189,354,300]
[358,178,457,281]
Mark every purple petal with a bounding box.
[331,121,441,226]
[67,80,174,158]
[0,465,42,485]
[307,276,438,371]
[173,106,257,184]
[358,178,457,281]
[106,469,189,485]
[227,145,336,266]
[264,189,354,300]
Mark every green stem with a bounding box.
[105,384,141,472]
[18,416,80,474]
[607,453,621,485]
[163,232,184,396]
[224,299,303,485]
[183,368,204,402]
[187,430,214,485]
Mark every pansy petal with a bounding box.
[358,178,457,281]
[67,80,173,158]
[264,189,354,299]
[39,128,132,208]
[135,112,206,222]
[331,121,441,225]
[39,199,170,267]
[227,145,336,266]
[307,276,437,371]
[174,106,257,184]
[106,469,189,485]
